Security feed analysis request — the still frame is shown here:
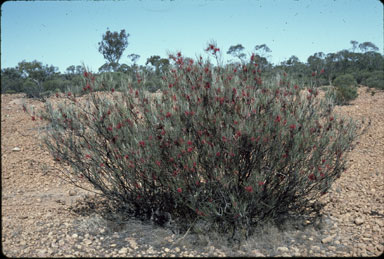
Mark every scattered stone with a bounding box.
[164,248,170,253]
[322,234,336,244]
[174,247,180,253]
[71,234,78,239]
[83,239,92,246]
[127,239,138,250]
[118,247,129,254]
[12,147,21,152]
[277,247,289,253]
[68,190,77,196]
[251,249,265,257]
[354,217,365,225]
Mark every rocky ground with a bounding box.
[1,86,383,257]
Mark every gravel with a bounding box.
[2,88,383,257]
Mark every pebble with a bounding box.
[12,147,21,152]
[277,247,289,253]
[83,239,92,245]
[118,247,129,254]
[127,239,138,250]
[68,190,76,196]
[321,234,336,244]
[354,217,365,225]
[251,249,265,257]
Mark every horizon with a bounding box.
[1,0,383,73]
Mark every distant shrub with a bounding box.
[4,89,17,94]
[364,71,384,90]
[331,74,358,105]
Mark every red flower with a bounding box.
[330,116,334,121]
[244,186,253,193]
[258,181,265,186]
[187,147,194,152]
[177,187,182,193]
[83,71,88,78]
[216,152,220,157]
[161,129,166,136]
[312,71,317,77]
[31,116,36,121]
[166,112,172,118]
[111,88,115,93]
[308,173,316,181]
[289,124,296,130]
[85,154,91,159]
[320,68,325,74]
[139,141,145,147]
[107,125,113,131]
[67,92,72,97]
[187,140,193,146]
[275,115,281,123]
[156,161,161,167]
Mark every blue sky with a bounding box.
[1,0,383,73]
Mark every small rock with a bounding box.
[354,217,365,225]
[164,248,170,253]
[118,247,129,254]
[321,234,336,244]
[12,147,21,152]
[312,245,320,251]
[175,247,180,253]
[83,239,92,245]
[71,234,78,239]
[251,249,265,257]
[110,243,117,247]
[127,239,138,249]
[277,247,289,253]
[19,215,28,219]
[68,190,77,196]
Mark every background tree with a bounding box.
[227,44,246,62]
[1,67,24,93]
[98,28,130,72]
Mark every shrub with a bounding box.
[331,74,358,105]
[32,45,365,241]
[364,71,384,90]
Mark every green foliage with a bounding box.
[364,71,384,90]
[1,68,24,93]
[35,45,365,242]
[22,78,47,100]
[98,28,130,71]
[330,74,358,105]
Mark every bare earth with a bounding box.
[1,86,383,257]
